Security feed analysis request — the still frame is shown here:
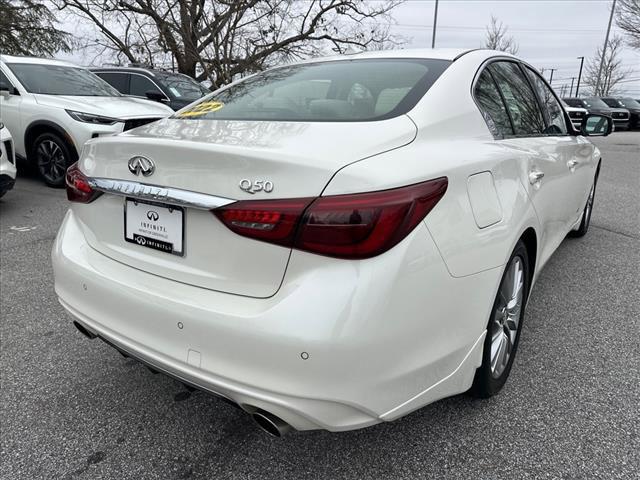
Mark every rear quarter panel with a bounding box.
[324,135,539,278]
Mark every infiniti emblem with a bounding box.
[128,156,155,177]
[146,210,159,221]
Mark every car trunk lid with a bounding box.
[73,117,416,297]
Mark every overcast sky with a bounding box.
[58,0,640,97]
[391,0,640,96]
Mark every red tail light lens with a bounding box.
[298,178,448,258]
[66,163,101,203]
[214,198,314,247]
[215,178,447,259]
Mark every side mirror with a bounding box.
[581,114,613,137]
[145,90,169,103]
[0,84,11,98]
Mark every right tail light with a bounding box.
[214,177,448,259]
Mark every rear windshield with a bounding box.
[155,72,209,100]
[7,63,121,96]
[173,58,450,122]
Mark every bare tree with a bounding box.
[483,15,519,54]
[583,35,631,95]
[616,0,640,49]
[0,0,72,57]
[54,0,404,87]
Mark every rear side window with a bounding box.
[96,72,129,94]
[173,59,451,122]
[488,61,546,136]
[524,67,567,135]
[474,69,514,138]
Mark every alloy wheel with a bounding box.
[490,256,525,378]
[37,139,67,184]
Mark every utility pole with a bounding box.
[570,77,575,96]
[576,56,585,97]
[431,0,439,48]
[595,0,617,96]
[548,68,557,85]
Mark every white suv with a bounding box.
[0,122,16,197]
[0,55,173,187]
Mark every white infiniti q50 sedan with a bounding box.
[52,49,611,436]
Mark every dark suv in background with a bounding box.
[563,97,629,131]
[91,67,209,111]
[601,97,640,129]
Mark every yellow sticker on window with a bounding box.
[177,101,224,117]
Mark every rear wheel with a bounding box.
[472,241,529,398]
[33,132,74,187]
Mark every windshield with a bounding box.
[173,58,450,122]
[564,99,583,108]
[619,97,640,108]
[156,72,208,100]
[584,97,610,109]
[7,63,121,96]
[601,98,620,108]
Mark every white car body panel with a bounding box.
[0,125,17,194]
[76,116,417,297]
[466,172,503,228]
[52,49,601,432]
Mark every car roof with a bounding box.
[0,54,80,67]
[291,48,485,65]
[90,66,190,78]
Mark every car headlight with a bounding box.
[66,110,120,125]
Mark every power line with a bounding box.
[390,23,606,33]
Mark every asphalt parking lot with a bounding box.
[1,132,639,480]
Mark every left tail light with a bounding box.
[214,177,448,259]
[66,163,101,203]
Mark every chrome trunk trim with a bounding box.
[88,177,236,210]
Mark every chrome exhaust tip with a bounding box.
[251,410,292,437]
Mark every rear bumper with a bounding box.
[52,209,498,431]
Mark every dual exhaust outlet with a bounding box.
[72,321,294,437]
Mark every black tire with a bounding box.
[472,240,530,398]
[32,132,74,188]
[568,170,598,238]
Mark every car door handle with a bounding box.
[529,170,545,185]
[567,160,579,169]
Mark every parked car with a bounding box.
[561,100,588,131]
[568,97,629,131]
[592,97,629,130]
[0,55,174,187]
[601,97,640,129]
[0,122,16,197]
[91,67,210,111]
[53,49,611,436]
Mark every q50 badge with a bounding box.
[239,179,274,194]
